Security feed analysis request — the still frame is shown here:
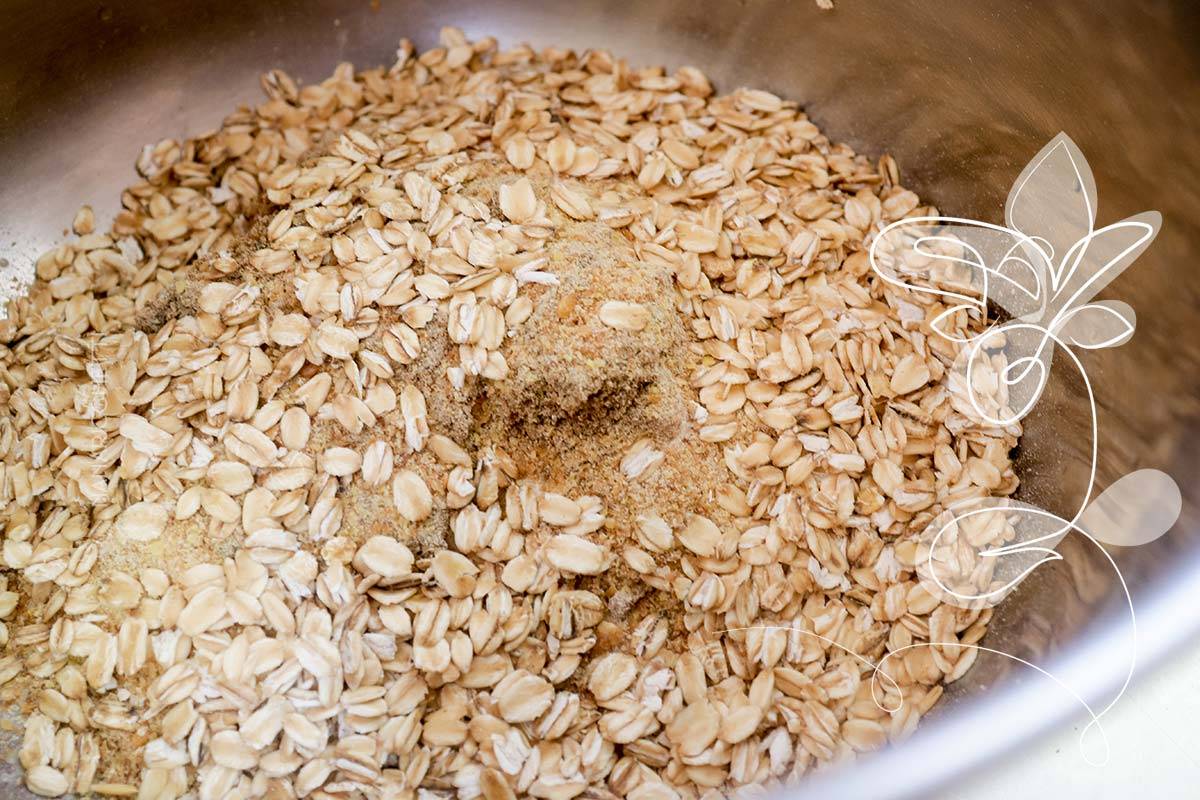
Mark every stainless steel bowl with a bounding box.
[2,2,1198,797]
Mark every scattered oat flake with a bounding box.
[114,502,169,542]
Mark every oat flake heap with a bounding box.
[0,28,1020,800]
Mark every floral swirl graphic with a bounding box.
[725,134,1183,769]
[863,133,1182,763]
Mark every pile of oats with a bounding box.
[0,27,1019,800]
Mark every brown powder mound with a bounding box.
[481,245,679,426]
[473,180,682,427]
[373,172,730,590]
[458,171,692,444]
[338,171,733,626]
[461,176,732,641]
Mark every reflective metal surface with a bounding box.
[1,1,1198,797]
